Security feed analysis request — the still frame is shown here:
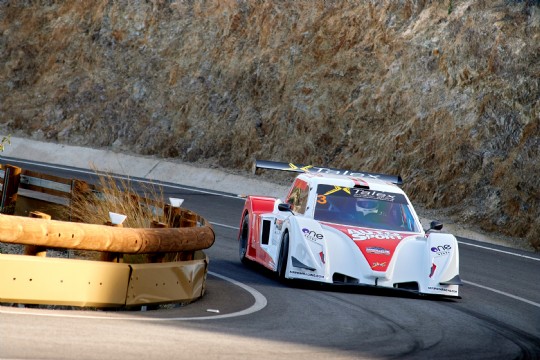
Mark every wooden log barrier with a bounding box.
[163,205,197,261]
[23,211,50,257]
[100,221,124,262]
[0,214,215,254]
[147,220,167,263]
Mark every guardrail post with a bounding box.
[147,220,168,263]
[179,211,197,261]
[23,211,50,257]
[0,164,21,214]
[164,204,182,227]
[180,210,198,228]
[100,221,123,262]
[163,205,195,261]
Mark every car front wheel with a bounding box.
[277,231,290,280]
[239,214,249,264]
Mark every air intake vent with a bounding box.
[332,273,359,284]
[393,282,419,291]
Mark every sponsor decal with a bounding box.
[428,286,458,294]
[288,163,313,172]
[286,162,381,179]
[275,219,284,230]
[352,189,396,202]
[366,246,391,256]
[312,166,383,180]
[348,228,403,241]
[431,244,451,256]
[323,185,352,196]
[319,251,325,264]
[290,270,324,279]
[372,262,387,268]
[302,228,323,242]
[429,263,437,278]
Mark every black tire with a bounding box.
[277,231,290,280]
[239,214,249,264]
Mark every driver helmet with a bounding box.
[355,198,378,216]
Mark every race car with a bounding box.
[238,160,462,297]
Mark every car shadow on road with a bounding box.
[238,258,460,303]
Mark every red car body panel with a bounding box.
[240,196,276,269]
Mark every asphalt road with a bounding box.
[1,158,539,359]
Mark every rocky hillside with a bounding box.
[1,1,539,250]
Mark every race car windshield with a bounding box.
[314,185,420,232]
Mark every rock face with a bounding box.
[0,1,538,249]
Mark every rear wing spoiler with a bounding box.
[253,160,403,186]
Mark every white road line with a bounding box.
[0,271,267,321]
[204,271,268,319]
[458,241,539,261]
[463,280,540,309]
[211,222,239,230]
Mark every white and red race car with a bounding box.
[238,160,462,297]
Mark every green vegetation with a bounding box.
[0,135,10,152]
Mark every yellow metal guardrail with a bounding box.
[0,164,215,308]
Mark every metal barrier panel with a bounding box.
[0,252,210,308]
[0,254,131,307]
[126,252,209,306]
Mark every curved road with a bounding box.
[1,158,539,359]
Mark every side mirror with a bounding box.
[278,203,293,213]
[424,220,443,233]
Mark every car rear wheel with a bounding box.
[239,214,249,264]
[277,231,290,280]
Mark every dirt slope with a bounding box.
[0,1,538,249]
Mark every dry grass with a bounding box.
[69,172,167,228]
[66,171,178,262]
[66,170,205,261]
